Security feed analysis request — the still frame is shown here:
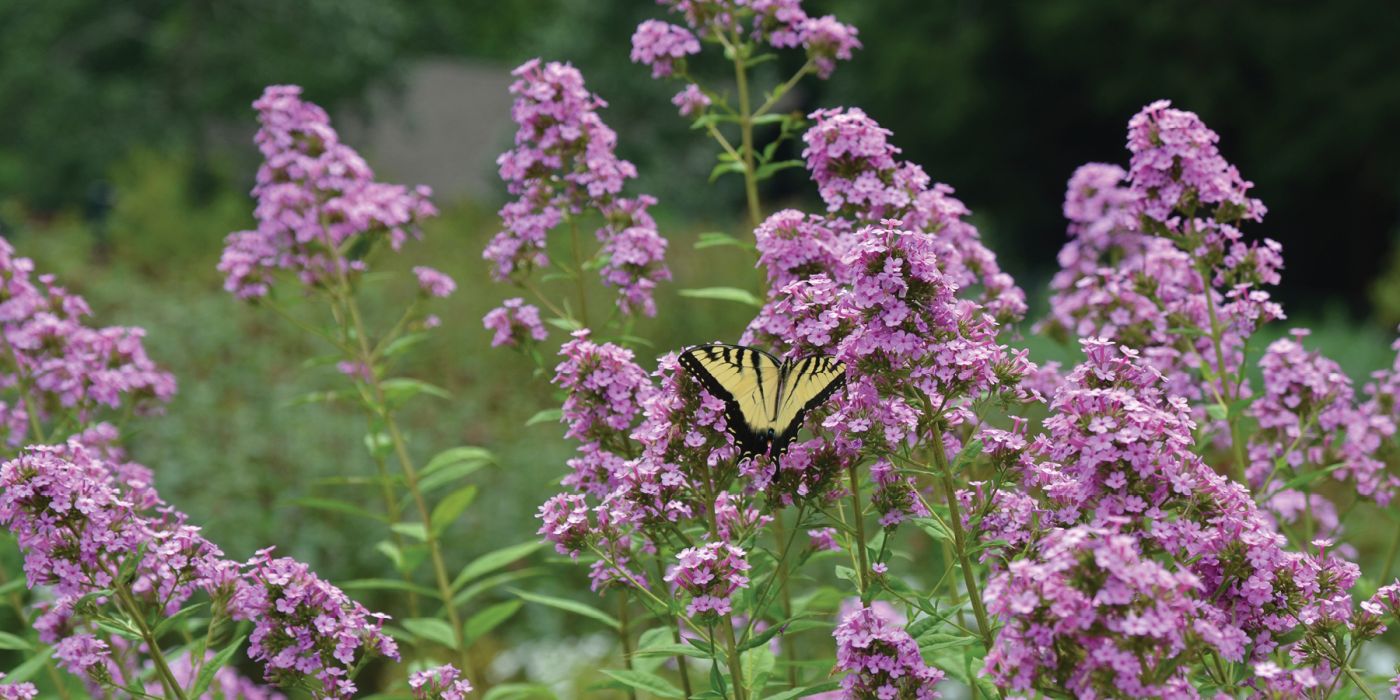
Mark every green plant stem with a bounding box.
[1343,666,1380,700]
[751,59,814,119]
[1382,518,1400,585]
[702,472,747,700]
[929,426,994,652]
[326,254,469,669]
[770,510,798,688]
[727,32,762,232]
[846,463,870,597]
[363,412,419,618]
[653,556,694,698]
[616,591,638,700]
[112,580,188,700]
[1198,262,1248,482]
[568,217,590,329]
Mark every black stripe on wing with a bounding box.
[678,345,773,463]
[770,363,847,459]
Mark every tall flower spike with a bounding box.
[219,85,437,299]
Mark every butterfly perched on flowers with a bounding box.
[679,343,846,463]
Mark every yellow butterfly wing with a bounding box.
[770,355,846,458]
[679,344,784,460]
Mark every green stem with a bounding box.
[930,426,994,652]
[617,591,637,700]
[363,412,420,618]
[1381,517,1400,585]
[727,31,762,232]
[751,59,815,119]
[112,580,188,700]
[1198,264,1247,482]
[568,217,590,329]
[327,248,470,670]
[771,510,798,688]
[702,469,747,700]
[1344,664,1380,700]
[654,556,694,699]
[846,463,870,597]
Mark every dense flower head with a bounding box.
[482,298,548,348]
[993,339,1324,692]
[0,676,37,700]
[869,458,928,528]
[412,266,456,298]
[1247,330,1397,504]
[796,109,1025,322]
[984,523,1211,697]
[754,209,846,290]
[633,352,738,479]
[537,493,593,557]
[229,549,398,699]
[1126,99,1265,228]
[54,633,114,682]
[488,60,669,316]
[808,526,839,551]
[219,85,437,299]
[665,541,750,618]
[630,20,700,78]
[798,15,861,78]
[554,330,654,445]
[672,83,711,117]
[0,237,175,442]
[832,604,944,699]
[408,664,474,700]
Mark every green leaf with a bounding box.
[377,540,405,570]
[382,332,431,358]
[291,497,385,522]
[694,231,756,251]
[4,647,52,684]
[526,408,563,427]
[191,635,245,697]
[679,287,763,308]
[462,600,523,646]
[912,517,951,543]
[742,647,776,693]
[422,447,494,476]
[153,602,208,638]
[740,616,796,651]
[0,578,25,597]
[599,669,684,698]
[482,683,557,700]
[381,378,452,407]
[762,681,842,699]
[1205,403,1228,421]
[419,460,490,495]
[754,159,804,181]
[546,316,582,332]
[451,541,545,591]
[430,485,478,535]
[951,439,984,471]
[403,617,459,649]
[452,567,545,608]
[709,160,748,183]
[340,578,439,599]
[0,630,31,650]
[1274,462,1345,494]
[633,642,711,659]
[391,522,428,542]
[510,588,620,630]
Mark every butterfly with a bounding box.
[678,343,847,464]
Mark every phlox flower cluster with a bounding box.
[219,85,437,300]
[632,0,860,107]
[984,339,1371,694]
[485,59,669,317]
[1248,330,1397,504]
[665,542,751,618]
[0,676,36,700]
[482,297,547,348]
[230,549,399,699]
[0,237,175,446]
[1,435,396,699]
[408,664,474,700]
[795,108,1025,322]
[832,605,944,700]
[1042,103,1286,426]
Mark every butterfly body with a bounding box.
[678,343,846,463]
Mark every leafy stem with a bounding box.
[928,424,995,653]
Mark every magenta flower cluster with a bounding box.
[0,237,175,445]
[482,297,548,349]
[832,605,944,700]
[219,85,438,299]
[230,549,399,698]
[485,59,669,317]
[408,664,474,700]
[665,542,751,618]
